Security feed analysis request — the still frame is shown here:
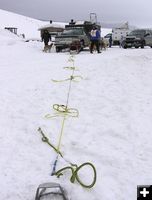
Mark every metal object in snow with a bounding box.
[35,182,68,200]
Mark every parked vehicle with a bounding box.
[54,20,101,52]
[112,22,131,45]
[104,33,112,45]
[122,29,152,49]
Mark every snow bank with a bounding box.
[0,29,22,46]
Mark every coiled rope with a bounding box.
[52,75,83,83]
[45,104,79,118]
[38,127,97,188]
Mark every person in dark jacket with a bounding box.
[42,30,51,46]
[109,35,112,48]
[90,26,101,53]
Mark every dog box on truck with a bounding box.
[112,22,131,45]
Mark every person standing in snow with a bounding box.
[119,35,124,48]
[90,26,101,53]
[42,30,51,46]
[109,35,112,48]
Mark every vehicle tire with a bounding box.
[80,40,84,51]
[141,40,145,48]
[151,46,152,48]
[122,45,127,49]
[56,47,61,52]
[121,41,127,49]
[80,39,85,46]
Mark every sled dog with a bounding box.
[43,43,53,53]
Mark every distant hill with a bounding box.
[0,9,47,38]
[2,9,134,39]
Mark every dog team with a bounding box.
[41,28,109,53]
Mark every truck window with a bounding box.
[62,28,84,36]
[128,30,146,37]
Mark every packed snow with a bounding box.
[0,8,152,200]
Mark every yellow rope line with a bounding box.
[63,66,79,71]
[38,127,63,157]
[38,55,97,188]
[52,75,83,83]
[54,56,76,155]
[56,57,75,151]
[56,115,66,152]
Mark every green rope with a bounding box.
[38,56,97,188]
[38,127,63,157]
[38,127,77,166]
[55,162,97,188]
[56,115,66,153]
[53,104,79,117]
[45,104,79,119]
[38,127,97,188]
[63,66,79,71]
[52,75,83,83]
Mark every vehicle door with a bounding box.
[83,29,90,46]
[79,29,89,47]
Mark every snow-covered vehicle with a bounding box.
[54,20,101,52]
[122,29,152,49]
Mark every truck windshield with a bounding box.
[128,30,146,37]
[62,28,84,35]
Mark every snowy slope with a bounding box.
[0,9,48,38]
[1,9,152,200]
[0,9,111,39]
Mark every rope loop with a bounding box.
[64,66,79,71]
[53,104,79,117]
[52,75,83,83]
[53,104,68,113]
[55,162,97,188]
[42,136,48,143]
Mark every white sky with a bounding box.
[0,0,152,27]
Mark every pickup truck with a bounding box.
[54,21,101,52]
[122,29,152,48]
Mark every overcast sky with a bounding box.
[0,0,152,27]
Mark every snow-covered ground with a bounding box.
[1,9,152,200]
